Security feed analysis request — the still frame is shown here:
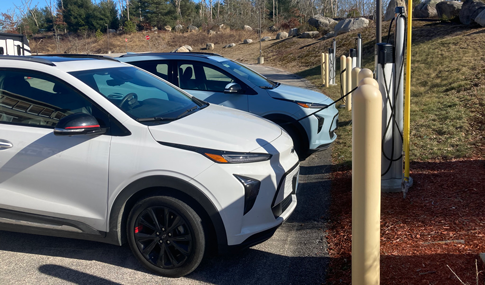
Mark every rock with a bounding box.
[475,8,485,26]
[384,0,407,21]
[174,24,183,32]
[269,25,279,32]
[260,36,272,41]
[308,15,337,29]
[243,25,253,31]
[459,0,485,25]
[324,31,335,38]
[164,26,172,32]
[183,45,193,51]
[243,39,253,44]
[152,27,158,31]
[289,28,299,37]
[334,18,369,35]
[208,30,216,36]
[219,24,230,31]
[414,0,440,18]
[276,32,288,39]
[172,46,189,52]
[188,25,199,32]
[223,43,236,48]
[300,31,320,38]
[206,43,215,50]
[436,1,462,19]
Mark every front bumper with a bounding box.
[192,131,299,248]
[303,105,339,150]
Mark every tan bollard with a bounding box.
[346,57,352,111]
[325,53,330,88]
[359,77,379,89]
[351,67,361,116]
[321,53,326,85]
[340,55,347,106]
[352,82,382,285]
[358,68,374,83]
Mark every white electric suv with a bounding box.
[0,55,299,277]
[118,53,339,157]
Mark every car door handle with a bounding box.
[0,140,13,149]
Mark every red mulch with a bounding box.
[326,157,485,284]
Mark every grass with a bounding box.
[263,21,485,168]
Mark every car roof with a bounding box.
[120,52,223,58]
[118,52,230,63]
[0,54,129,72]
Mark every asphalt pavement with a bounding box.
[0,64,332,284]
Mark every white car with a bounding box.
[0,55,299,277]
[118,53,339,157]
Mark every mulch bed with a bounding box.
[326,157,485,284]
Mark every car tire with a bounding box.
[127,195,205,278]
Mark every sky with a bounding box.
[1,0,44,15]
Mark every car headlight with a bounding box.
[204,153,272,163]
[296,102,328,109]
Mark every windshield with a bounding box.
[219,60,277,89]
[70,66,205,124]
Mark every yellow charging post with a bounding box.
[404,0,413,188]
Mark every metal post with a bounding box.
[377,43,400,192]
[352,78,382,285]
[329,48,336,85]
[346,57,352,111]
[350,49,357,70]
[106,24,110,54]
[357,34,362,68]
[340,55,347,108]
[394,7,405,188]
[404,0,414,191]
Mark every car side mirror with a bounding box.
[54,113,106,136]
[224,83,243,94]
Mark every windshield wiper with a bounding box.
[177,105,199,118]
[260,86,274,89]
[136,117,176,122]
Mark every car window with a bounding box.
[178,62,235,92]
[0,69,94,128]
[129,61,170,82]
[71,66,203,123]
[220,60,275,89]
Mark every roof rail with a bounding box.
[37,54,120,62]
[119,52,223,58]
[0,55,56,66]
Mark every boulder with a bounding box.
[289,28,299,37]
[414,0,440,18]
[269,25,279,32]
[300,31,320,38]
[384,0,407,21]
[276,32,288,39]
[436,1,463,19]
[243,39,253,44]
[208,30,216,36]
[308,15,337,29]
[172,46,189,52]
[475,8,485,26]
[459,0,485,24]
[219,24,230,31]
[260,36,272,41]
[323,31,335,38]
[174,24,183,32]
[188,25,199,32]
[206,43,215,50]
[164,26,172,32]
[183,45,193,51]
[243,25,253,31]
[151,27,158,32]
[223,43,236,48]
[334,18,369,35]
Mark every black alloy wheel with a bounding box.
[127,196,205,277]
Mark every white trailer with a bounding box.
[0,33,31,56]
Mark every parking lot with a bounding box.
[0,65,332,284]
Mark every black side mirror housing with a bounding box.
[224,83,243,94]
[54,113,106,136]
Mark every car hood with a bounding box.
[148,104,282,152]
[267,84,333,104]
